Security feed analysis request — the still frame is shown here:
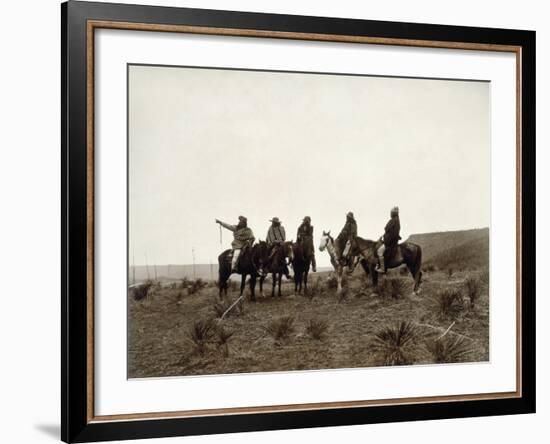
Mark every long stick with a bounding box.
[219,224,223,247]
[220,294,245,320]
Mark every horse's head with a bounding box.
[253,240,269,269]
[283,241,294,263]
[319,230,332,252]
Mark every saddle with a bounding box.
[375,240,403,263]
[225,242,252,266]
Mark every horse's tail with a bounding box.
[416,244,423,285]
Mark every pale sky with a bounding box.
[129,65,490,267]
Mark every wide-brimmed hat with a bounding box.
[391,206,399,215]
[303,216,311,222]
[346,211,354,218]
[238,215,247,223]
[269,217,281,223]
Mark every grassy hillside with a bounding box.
[407,228,489,270]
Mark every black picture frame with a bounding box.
[61,1,536,442]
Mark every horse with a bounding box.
[259,241,294,298]
[218,241,269,302]
[319,230,370,295]
[354,237,423,293]
[291,240,313,295]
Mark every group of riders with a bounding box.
[215,206,401,276]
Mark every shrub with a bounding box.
[216,326,235,358]
[371,321,419,365]
[424,264,436,272]
[447,268,454,278]
[132,280,154,301]
[213,300,230,318]
[305,318,329,340]
[187,318,216,356]
[464,276,482,309]
[188,278,208,295]
[180,277,190,289]
[435,288,464,318]
[377,278,407,299]
[427,335,472,363]
[264,316,295,342]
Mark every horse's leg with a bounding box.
[336,265,343,294]
[259,275,265,298]
[240,274,246,298]
[278,273,282,297]
[371,263,378,288]
[304,267,309,295]
[271,273,276,297]
[249,275,257,302]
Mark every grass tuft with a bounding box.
[132,280,154,301]
[426,335,472,363]
[264,316,296,342]
[305,318,329,340]
[187,318,216,356]
[464,276,482,309]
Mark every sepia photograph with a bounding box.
[127,64,490,378]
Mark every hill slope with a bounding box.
[407,227,489,269]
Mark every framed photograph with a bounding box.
[61,1,535,442]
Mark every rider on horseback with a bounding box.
[297,216,316,272]
[215,216,255,273]
[376,206,401,274]
[265,217,291,278]
[336,212,357,265]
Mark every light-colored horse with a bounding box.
[318,230,370,295]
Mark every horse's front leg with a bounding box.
[240,274,246,296]
[304,269,308,295]
[259,275,265,298]
[278,273,282,297]
[271,273,276,298]
[249,275,257,302]
[336,266,343,295]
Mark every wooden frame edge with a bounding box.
[83,17,526,426]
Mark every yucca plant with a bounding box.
[427,335,472,363]
[305,318,329,340]
[188,318,215,356]
[216,326,235,358]
[371,321,419,365]
[264,316,295,342]
[436,288,464,318]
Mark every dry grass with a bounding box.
[128,266,489,378]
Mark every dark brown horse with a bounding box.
[259,241,294,298]
[218,241,269,302]
[351,237,423,293]
[291,240,314,295]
